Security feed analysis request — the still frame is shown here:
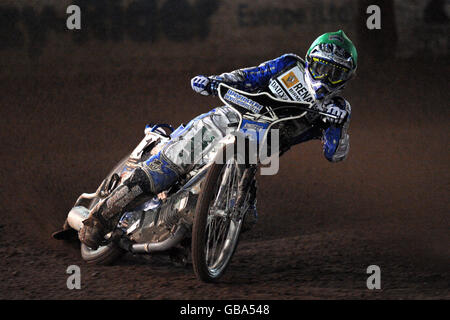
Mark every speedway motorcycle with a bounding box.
[53,83,336,282]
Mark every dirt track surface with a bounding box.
[0,58,449,300]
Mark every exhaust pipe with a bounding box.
[131,224,188,253]
[66,206,90,231]
[67,206,187,254]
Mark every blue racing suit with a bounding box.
[143,53,351,193]
[145,53,351,192]
[80,54,351,247]
[208,53,350,160]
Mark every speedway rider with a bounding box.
[79,30,358,250]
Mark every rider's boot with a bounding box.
[79,152,180,249]
[79,172,148,249]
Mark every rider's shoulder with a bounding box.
[259,53,305,68]
[275,53,305,65]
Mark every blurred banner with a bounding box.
[0,0,447,75]
[394,0,449,58]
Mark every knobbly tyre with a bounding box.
[53,83,337,282]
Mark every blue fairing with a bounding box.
[145,123,174,136]
[170,124,185,139]
[239,119,269,144]
[323,126,342,161]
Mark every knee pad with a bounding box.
[90,169,152,225]
[140,151,180,194]
[95,183,144,222]
[123,167,153,194]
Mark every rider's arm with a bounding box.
[191,54,301,96]
[322,97,351,162]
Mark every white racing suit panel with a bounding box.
[162,106,240,175]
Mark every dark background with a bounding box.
[0,0,448,299]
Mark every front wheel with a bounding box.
[192,152,248,282]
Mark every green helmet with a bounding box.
[305,30,357,99]
[307,30,358,70]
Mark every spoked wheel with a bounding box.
[80,156,129,265]
[80,195,126,265]
[192,152,249,282]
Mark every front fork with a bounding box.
[236,165,256,207]
[233,164,257,222]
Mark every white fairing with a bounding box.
[67,206,90,231]
[162,106,240,174]
[130,129,170,161]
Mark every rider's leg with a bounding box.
[79,168,150,249]
[79,107,234,249]
[79,152,180,249]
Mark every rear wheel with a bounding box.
[192,152,248,282]
[80,156,130,265]
[80,240,124,265]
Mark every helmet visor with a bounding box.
[308,57,351,86]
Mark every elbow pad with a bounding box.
[323,107,351,162]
